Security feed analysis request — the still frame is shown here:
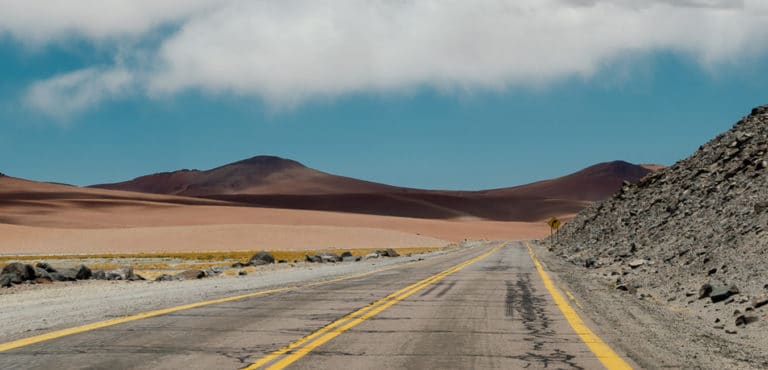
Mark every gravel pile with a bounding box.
[552,105,768,333]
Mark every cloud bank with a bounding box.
[2,0,766,117]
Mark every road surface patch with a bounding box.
[526,242,632,370]
[0,261,415,353]
[245,243,504,370]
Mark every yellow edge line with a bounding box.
[0,260,419,353]
[526,242,632,370]
[246,243,504,370]
[562,286,584,310]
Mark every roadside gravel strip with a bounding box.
[0,250,451,344]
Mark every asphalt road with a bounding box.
[0,242,632,369]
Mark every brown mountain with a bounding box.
[91,156,401,196]
[90,157,653,221]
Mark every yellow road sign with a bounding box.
[547,217,561,230]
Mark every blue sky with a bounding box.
[1,1,767,190]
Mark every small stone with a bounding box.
[75,264,92,280]
[707,268,717,276]
[725,329,737,334]
[363,253,380,260]
[752,295,768,308]
[317,253,341,263]
[628,259,645,268]
[0,274,13,287]
[175,269,206,280]
[710,285,739,303]
[35,262,57,273]
[735,315,758,326]
[699,283,713,299]
[238,270,247,276]
[305,255,321,263]
[34,277,53,284]
[376,249,400,257]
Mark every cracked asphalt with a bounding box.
[0,242,632,369]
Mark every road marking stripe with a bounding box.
[246,243,504,370]
[0,260,420,353]
[526,242,632,370]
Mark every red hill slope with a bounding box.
[91,157,653,222]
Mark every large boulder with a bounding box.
[2,262,35,282]
[249,251,275,266]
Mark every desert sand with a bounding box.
[0,176,553,254]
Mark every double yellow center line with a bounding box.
[245,243,505,369]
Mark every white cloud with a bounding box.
[25,67,134,118]
[5,0,768,117]
[0,0,223,42]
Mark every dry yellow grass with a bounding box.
[0,246,444,272]
[1,246,442,263]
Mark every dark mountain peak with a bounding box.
[572,160,650,179]
[228,155,306,170]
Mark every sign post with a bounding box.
[546,216,561,244]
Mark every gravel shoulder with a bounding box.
[0,249,454,344]
[533,241,767,370]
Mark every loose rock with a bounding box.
[249,251,275,266]
[176,269,206,280]
[1,262,35,282]
[0,274,12,287]
[710,285,739,303]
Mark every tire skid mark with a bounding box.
[505,274,583,370]
[435,280,456,298]
[419,280,444,297]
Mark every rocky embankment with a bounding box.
[1,249,405,288]
[552,106,768,350]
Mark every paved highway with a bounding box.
[0,242,634,369]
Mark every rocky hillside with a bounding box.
[552,105,768,334]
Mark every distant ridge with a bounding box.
[90,156,654,221]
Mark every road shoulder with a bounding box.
[532,240,763,369]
